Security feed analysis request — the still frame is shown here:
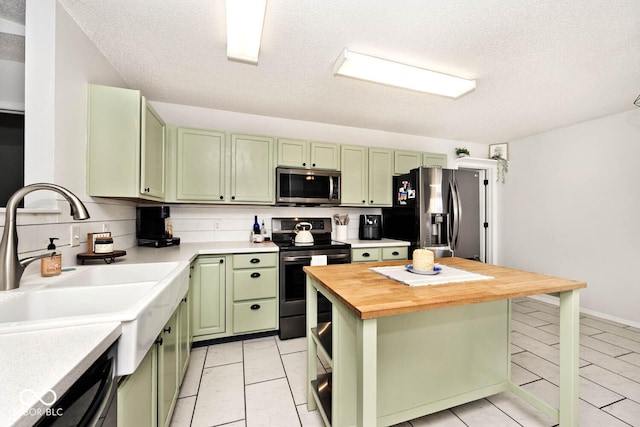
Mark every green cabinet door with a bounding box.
[394,150,422,175]
[423,152,448,168]
[178,294,191,384]
[277,138,308,168]
[140,99,166,200]
[88,85,166,200]
[368,148,393,206]
[230,134,274,203]
[192,257,226,337]
[176,128,226,201]
[118,346,157,427]
[157,312,179,427]
[340,145,367,206]
[310,142,339,170]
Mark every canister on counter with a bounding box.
[94,236,114,254]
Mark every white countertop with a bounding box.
[337,238,410,248]
[1,322,121,427]
[2,237,408,425]
[117,241,279,264]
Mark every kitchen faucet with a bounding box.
[0,183,90,291]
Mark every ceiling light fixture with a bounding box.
[226,0,267,64]
[333,49,476,99]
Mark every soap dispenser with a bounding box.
[41,237,62,277]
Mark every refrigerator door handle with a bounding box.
[450,178,462,252]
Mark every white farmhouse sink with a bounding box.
[54,262,181,287]
[0,282,156,323]
[0,261,190,375]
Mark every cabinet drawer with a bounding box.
[382,246,408,261]
[233,268,277,301]
[233,253,277,269]
[351,248,381,262]
[233,299,277,334]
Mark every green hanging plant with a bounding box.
[489,143,509,183]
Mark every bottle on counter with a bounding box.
[41,237,62,277]
[166,220,173,238]
[253,216,260,234]
[260,220,267,236]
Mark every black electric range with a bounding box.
[272,217,351,339]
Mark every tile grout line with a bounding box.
[275,339,304,426]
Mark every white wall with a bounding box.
[1,1,136,277]
[500,108,640,325]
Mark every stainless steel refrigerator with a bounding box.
[382,167,485,261]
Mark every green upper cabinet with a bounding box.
[230,134,275,203]
[176,128,226,201]
[340,145,368,205]
[277,138,339,170]
[87,84,165,200]
[310,141,340,170]
[277,138,308,168]
[394,150,422,175]
[141,100,166,200]
[368,148,393,206]
[423,152,448,168]
[340,145,393,207]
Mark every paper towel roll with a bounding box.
[310,255,328,266]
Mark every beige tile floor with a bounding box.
[170,298,640,426]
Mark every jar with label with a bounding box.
[94,236,114,254]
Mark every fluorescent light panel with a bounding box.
[226,0,267,64]
[334,49,476,98]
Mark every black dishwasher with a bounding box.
[32,343,118,427]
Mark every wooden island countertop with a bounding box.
[303,257,586,320]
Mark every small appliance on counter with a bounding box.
[359,214,382,240]
[136,206,181,248]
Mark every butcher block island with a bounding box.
[303,258,586,427]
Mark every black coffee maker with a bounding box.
[359,214,382,240]
[136,206,181,247]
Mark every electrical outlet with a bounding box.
[70,225,80,247]
[102,223,109,232]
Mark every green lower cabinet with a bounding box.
[233,299,278,334]
[118,292,189,427]
[192,257,226,338]
[118,345,157,427]
[352,246,408,263]
[158,312,179,427]
[191,253,279,342]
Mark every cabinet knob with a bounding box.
[392,251,399,256]
[163,326,172,333]
[182,297,188,303]
[312,163,316,167]
[370,200,374,204]
[362,252,370,257]
[250,304,261,310]
[155,337,163,346]
[219,195,224,200]
[250,272,261,278]
[302,162,306,167]
[250,258,260,264]
[220,259,224,264]
[231,196,236,200]
[362,200,366,204]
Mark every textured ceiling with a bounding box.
[0,0,25,62]
[58,0,640,144]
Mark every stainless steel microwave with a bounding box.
[276,167,341,205]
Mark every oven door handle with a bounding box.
[281,253,350,262]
